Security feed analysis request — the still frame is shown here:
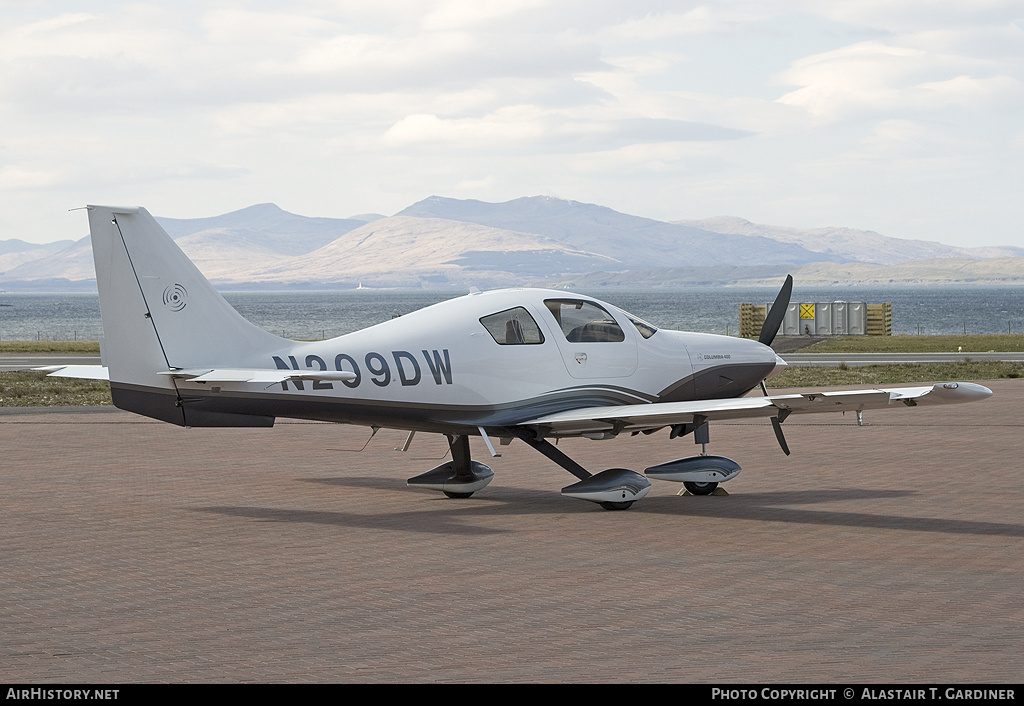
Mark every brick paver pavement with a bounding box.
[2,380,1022,682]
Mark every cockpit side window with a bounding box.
[479,307,545,345]
[544,299,625,343]
[627,315,657,339]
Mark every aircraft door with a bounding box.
[542,298,638,379]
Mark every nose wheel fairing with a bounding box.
[644,455,741,484]
[561,468,652,507]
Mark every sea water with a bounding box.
[2,287,1023,341]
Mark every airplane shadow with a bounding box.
[640,490,1024,538]
[194,504,510,536]
[301,475,411,490]
[192,478,1024,538]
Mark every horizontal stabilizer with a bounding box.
[159,368,358,384]
[36,365,110,380]
[34,365,358,387]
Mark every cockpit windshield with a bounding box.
[602,305,658,338]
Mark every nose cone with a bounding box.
[683,333,782,399]
[738,336,787,381]
[732,335,784,371]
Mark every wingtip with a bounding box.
[932,382,993,402]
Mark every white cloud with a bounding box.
[0,1,1021,248]
[599,7,735,40]
[381,109,549,148]
[810,0,1023,33]
[0,165,66,190]
[421,0,548,31]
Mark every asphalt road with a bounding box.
[2,379,1021,682]
[0,354,102,372]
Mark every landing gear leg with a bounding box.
[444,435,478,498]
[512,429,651,510]
[406,433,494,498]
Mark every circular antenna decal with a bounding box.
[162,284,188,311]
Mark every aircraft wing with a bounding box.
[36,365,355,385]
[518,382,992,436]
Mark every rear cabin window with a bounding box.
[544,299,625,342]
[479,307,545,345]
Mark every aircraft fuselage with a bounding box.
[146,288,782,433]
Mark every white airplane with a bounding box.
[44,205,992,510]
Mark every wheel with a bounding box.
[443,490,474,499]
[599,501,634,511]
[683,481,718,496]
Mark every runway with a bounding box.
[782,351,1024,366]
[0,354,102,372]
[2,379,1022,682]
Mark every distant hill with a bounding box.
[0,204,371,285]
[0,239,75,277]
[541,260,1024,288]
[233,216,621,288]
[159,203,369,256]
[2,197,1023,289]
[398,195,829,268]
[676,216,1024,265]
[1,237,95,282]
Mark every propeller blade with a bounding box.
[759,274,794,346]
[770,417,791,456]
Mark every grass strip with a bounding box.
[0,372,112,407]
[768,361,1024,388]
[0,340,101,354]
[799,333,1024,354]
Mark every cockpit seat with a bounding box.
[566,321,624,342]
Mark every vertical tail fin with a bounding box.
[88,205,285,425]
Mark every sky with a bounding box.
[1,1,1022,247]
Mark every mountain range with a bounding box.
[2,197,1023,290]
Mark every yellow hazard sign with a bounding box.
[799,303,815,319]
